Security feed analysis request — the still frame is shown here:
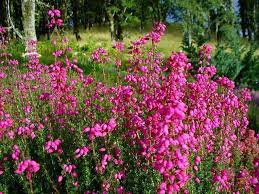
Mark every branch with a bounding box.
[6,0,24,40]
[36,0,51,8]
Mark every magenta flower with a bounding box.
[15,160,40,180]
[113,42,125,52]
[0,26,6,34]
[11,145,20,160]
[75,146,90,158]
[47,9,63,29]
[45,139,63,154]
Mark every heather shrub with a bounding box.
[0,12,258,194]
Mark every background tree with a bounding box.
[239,0,257,40]
[22,0,37,54]
[0,1,7,27]
[71,0,81,41]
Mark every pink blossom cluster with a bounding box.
[236,168,258,192]
[52,49,63,58]
[83,118,116,140]
[0,27,6,34]
[149,22,166,43]
[47,9,63,28]
[8,59,19,66]
[58,164,79,186]
[112,42,125,52]
[16,125,36,139]
[45,139,63,154]
[0,26,8,50]
[199,43,213,65]
[11,145,20,160]
[15,160,40,180]
[0,18,258,194]
[91,48,110,63]
[213,169,232,191]
[74,146,90,158]
[96,154,112,174]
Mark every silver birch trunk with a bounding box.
[22,0,37,55]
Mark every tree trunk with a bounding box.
[13,0,23,31]
[0,0,7,26]
[187,10,192,47]
[83,0,88,29]
[107,8,115,42]
[72,0,81,41]
[61,0,68,24]
[215,21,219,41]
[256,0,259,43]
[140,0,144,32]
[239,0,247,37]
[22,0,37,55]
[115,13,123,41]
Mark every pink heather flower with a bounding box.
[75,146,90,158]
[56,19,63,27]
[48,9,61,18]
[0,72,6,79]
[201,44,213,56]
[62,37,69,43]
[16,126,35,139]
[51,39,57,45]
[64,164,76,174]
[47,9,62,28]
[213,169,232,191]
[53,9,61,17]
[115,171,125,181]
[73,181,79,187]
[115,59,122,67]
[91,48,109,63]
[117,186,124,194]
[58,175,63,183]
[96,154,113,174]
[44,139,63,154]
[195,177,201,183]
[85,118,117,140]
[39,93,52,101]
[168,51,192,70]
[216,77,235,89]
[7,131,14,139]
[199,44,213,64]
[102,182,110,192]
[113,42,125,52]
[240,88,252,101]
[8,59,19,66]
[195,156,201,165]
[99,147,106,152]
[15,160,40,179]
[149,31,161,43]
[198,66,217,77]
[11,145,20,160]
[67,47,72,52]
[48,10,55,17]
[0,26,6,34]
[153,21,166,35]
[53,50,63,58]
[0,162,4,175]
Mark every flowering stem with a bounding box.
[102,66,106,81]
[29,179,34,194]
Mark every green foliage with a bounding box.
[7,40,25,64]
[213,26,258,89]
[248,103,259,133]
[125,167,161,193]
[237,44,259,90]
